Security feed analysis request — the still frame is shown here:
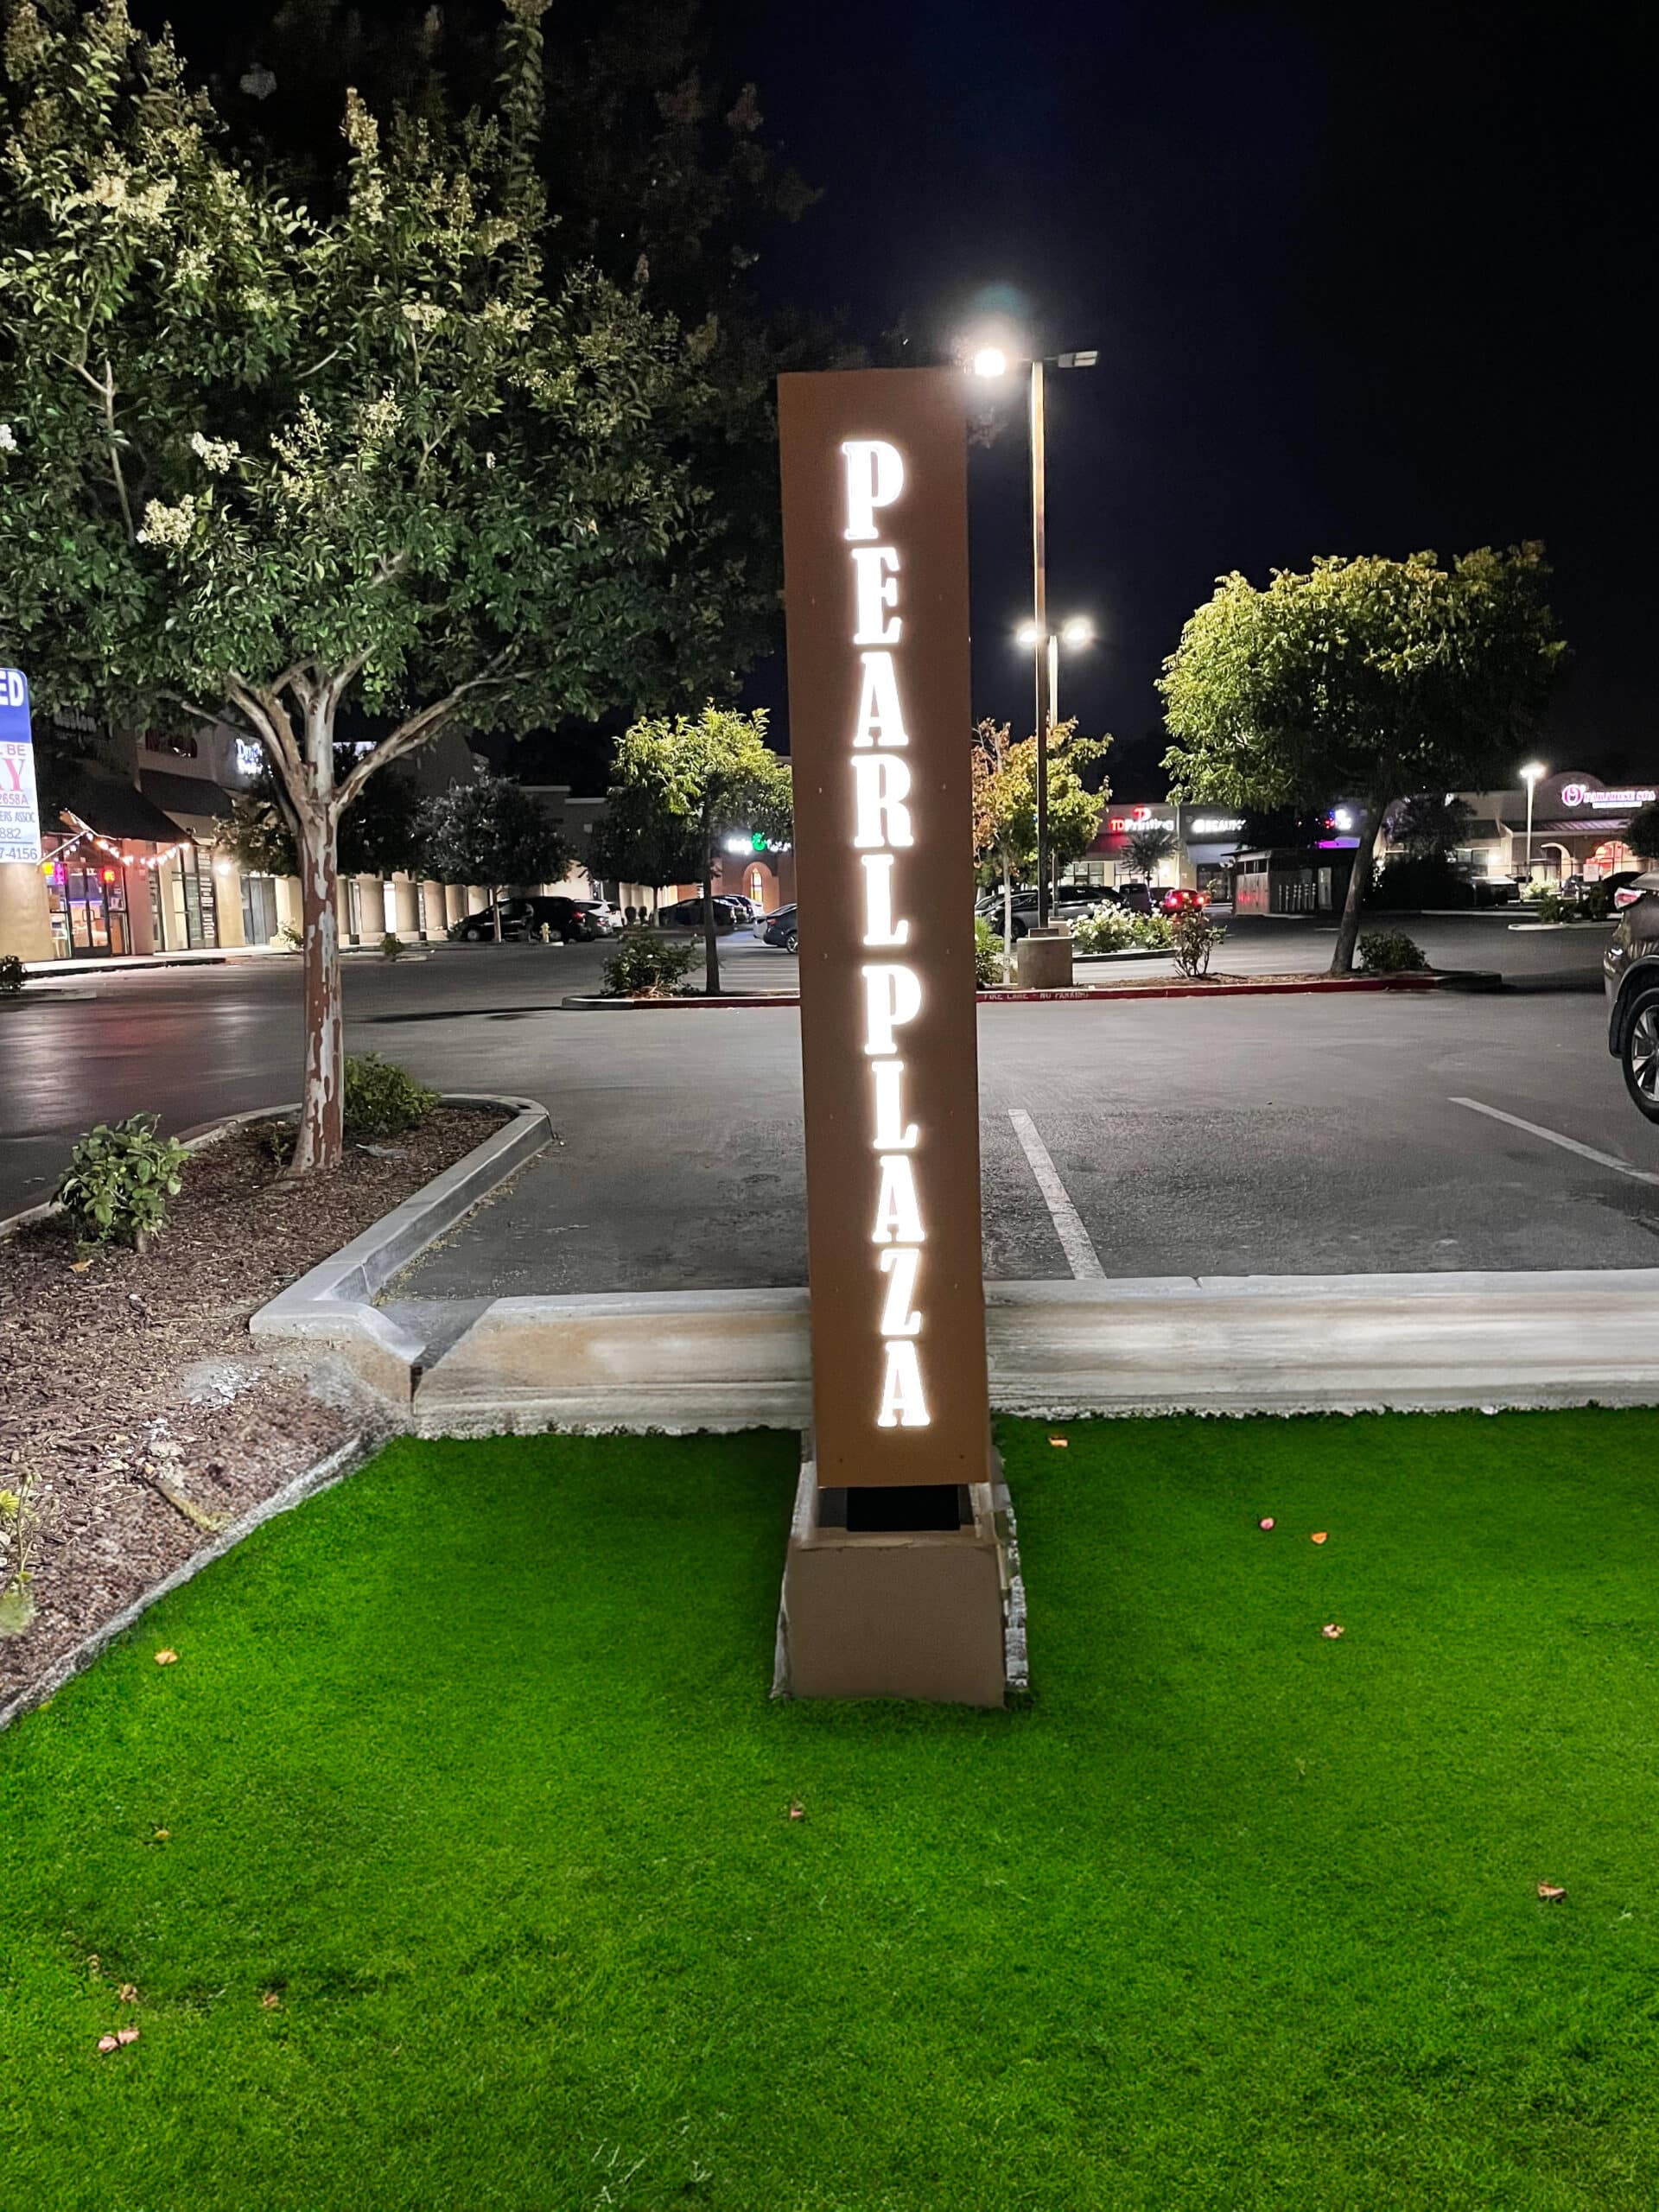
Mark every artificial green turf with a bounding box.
[4,1414,1659,2210]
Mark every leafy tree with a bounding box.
[972,716,1109,957]
[1126,822,1177,883]
[1160,547,1565,972]
[1623,801,1659,864]
[1389,792,1475,859]
[421,773,567,938]
[0,0,774,1166]
[220,756,426,879]
[584,781,702,912]
[607,706,788,992]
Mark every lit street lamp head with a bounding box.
[970,346,1009,379]
[1015,620,1040,647]
[1520,760,1548,785]
[1059,617,1095,648]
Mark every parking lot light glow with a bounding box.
[970,346,1008,378]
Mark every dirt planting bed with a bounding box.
[0,1106,505,1709]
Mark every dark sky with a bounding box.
[717,0,1656,791]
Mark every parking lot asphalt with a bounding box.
[4,913,1648,1290]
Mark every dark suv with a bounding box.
[1604,874,1659,1117]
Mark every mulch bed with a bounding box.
[0,1106,505,1709]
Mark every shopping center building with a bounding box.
[1421,770,1656,887]
[4,719,637,963]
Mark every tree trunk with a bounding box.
[702,849,721,995]
[291,804,344,1174]
[1001,852,1014,983]
[492,887,502,943]
[1329,803,1382,976]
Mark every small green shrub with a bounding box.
[0,1476,44,1637]
[380,931,405,962]
[1580,883,1614,922]
[274,922,302,951]
[0,952,25,995]
[601,929,698,998]
[1357,928,1429,974]
[53,1112,188,1249]
[973,914,1005,988]
[1170,908,1225,978]
[343,1053,439,1139]
[1071,907,1173,954]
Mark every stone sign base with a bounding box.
[1014,925,1073,990]
[774,1446,1016,1707]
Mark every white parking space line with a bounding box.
[1007,1108,1106,1279]
[1450,1096,1659,1187]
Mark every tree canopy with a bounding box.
[0,0,779,1161]
[421,772,567,931]
[1160,546,1565,970]
[972,718,1109,887]
[607,705,788,991]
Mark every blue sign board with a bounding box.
[0,666,41,865]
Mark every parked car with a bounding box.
[457,895,615,943]
[975,887,1099,941]
[1604,874,1659,1118]
[1160,887,1210,915]
[658,894,747,931]
[761,904,799,951]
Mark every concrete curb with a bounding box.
[0,1430,378,1737]
[409,1268,1659,1434]
[249,1096,552,1396]
[561,974,1446,1013]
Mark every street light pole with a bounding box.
[1029,358,1050,930]
[1520,760,1547,883]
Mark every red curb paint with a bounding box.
[564,975,1443,1011]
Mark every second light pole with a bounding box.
[974,341,1096,929]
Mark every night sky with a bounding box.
[719,0,1656,791]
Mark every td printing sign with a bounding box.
[0,668,42,866]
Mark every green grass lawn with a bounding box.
[5,1414,1659,2209]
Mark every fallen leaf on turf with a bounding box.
[1048,1436,1068,1447]
[116,2027,139,2047]
[1311,1532,1328,1545]
[787,1802,805,1821]
[1258,1517,1275,1530]
[154,1649,178,1666]
[1538,1882,1567,1903]
[151,1828,170,1842]
[1320,1623,1345,1639]
[97,2035,119,2055]
[118,1984,137,2005]
[261,1990,282,2010]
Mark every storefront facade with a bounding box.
[1423,771,1658,887]
[1069,802,1249,896]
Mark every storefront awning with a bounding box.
[50,766,190,844]
[138,767,235,823]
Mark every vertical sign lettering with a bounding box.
[779,370,989,1488]
[0,668,42,866]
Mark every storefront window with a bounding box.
[43,852,131,957]
[241,874,280,944]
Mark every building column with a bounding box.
[212,857,248,947]
[392,874,420,939]
[420,880,446,939]
[444,882,465,928]
[0,862,54,962]
[466,885,488,916]
[274,875,302,940]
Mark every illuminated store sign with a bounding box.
[779,370,988,1488]
[1187,815,1246,837]
[0,667,41,866]
[1560,783,1656,810]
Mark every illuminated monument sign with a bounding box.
[779,369,991,1495]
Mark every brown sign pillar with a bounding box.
[779,367,991,1490]
[776,370,1007,1704]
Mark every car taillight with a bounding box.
[1614,888,1645,909]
